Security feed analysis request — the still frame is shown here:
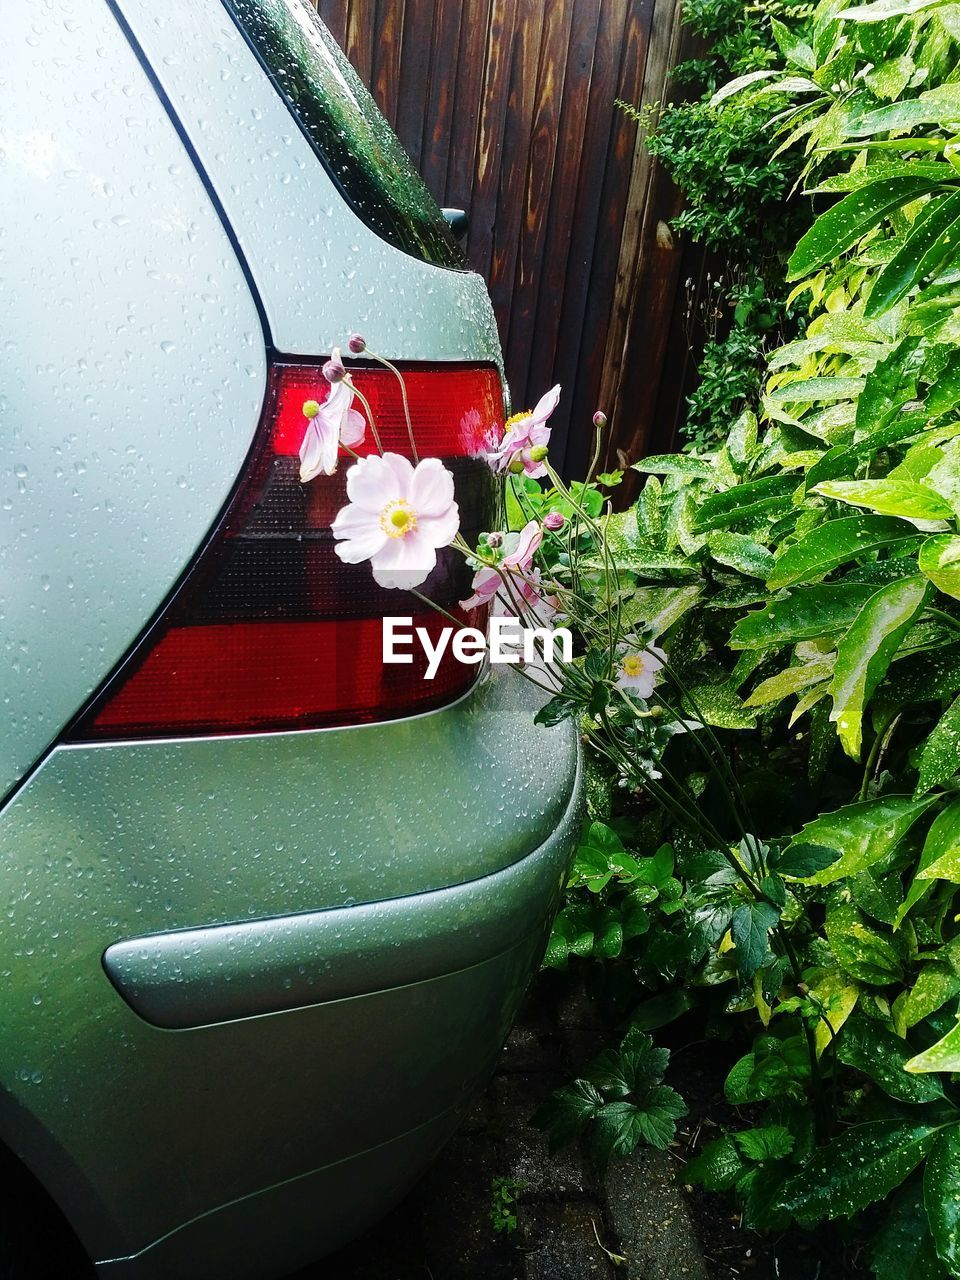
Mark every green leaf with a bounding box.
[917,696,960,795]
[928,348,960,417]
[735,1125,795,1162]
[813,478,954,520]
[903,965,960,1028]
[924,1126,960,1273]
[868,192,960,317]
[775,1120,940,1223]
[804,411,928,492]
[535,695,578,727]
[846,86,960,138]
[906,1016,960,1073]
[856,336,924,435]
[730,584,877,649]
[772,842,841,877]
[767,516,917,589]
[632,455,714,479]
[707,531,775,579]
[531,1079,604,1152]
[837,1018,944,1102]
[622,586,702,639]
[731,902,780,980]
[788,177,951,281]
[871,1181,946,1280]
[829,577,929,758]
[744,661,835,707]
[840,0,954,18]
[684,683,756,729]
[826,900,904,985]
[788,795,934,886]
[590,1087,686,1166]
[693,476,797,532]
[919,535,960,601]
[685,1135,745,1191]
[899,797,960,924]
[726,410,758,465]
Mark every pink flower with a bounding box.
[488,385,560,478]
[331,452,460,589]
[460,521,543,610]
[616,646,667,699]
[299,379,366,481]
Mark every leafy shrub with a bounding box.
[527,1,960,1273]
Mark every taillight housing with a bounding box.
[71,362,503,739]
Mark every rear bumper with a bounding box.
[104,772,582,1027]
[95,772,582,1278]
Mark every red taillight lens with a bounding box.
[72,362,503,739]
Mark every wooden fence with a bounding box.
[315,0,697,478]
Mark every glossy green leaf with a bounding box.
[707,531,775,579]
[919,535,960,600]
[826,900,904,984]
[788,177,950,281]
[744,660,835,707]
[731,901,780,980]
[917,696,960,795]
[803,412,928,491]
[829,577,929,758]
[872,1181,946,1280]
[790,795,935,886]
[906,1017,960,1073]
[730,584,877,649]
[768,516,917,589]
[924,1126,960,1273]
[632,455,714,479]
[846,86,960,137]
[855,336,924,435]
[867,192,960,317]
[927,348,960,416]
[814,478,954,520]
[837,1017,944,1102]
[904,964,960,1027]
[694,475,797,532]
[840,0,955,18]
[776,1120,939,1223]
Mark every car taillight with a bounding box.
[71,362,502,739]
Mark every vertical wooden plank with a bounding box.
[525,0,604,409]
[488,6,547,395]
[504,0,577,412]
[344,0,376,86]
[371,0,406,128]
[419,0,466,203]
[444,0,495,212]
[598,0,693,490]
[469,0,519,286]
[394,0,436,171]
[315,0,348,47]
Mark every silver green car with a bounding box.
[0,1,580,1276]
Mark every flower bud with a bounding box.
[592,410,607,429]
[543,511,565,532]
[302,399,321,419]
[486,532,504,549]
[508,455,525,475]
[528,444,549,462]
[322,355,346,383]
[348,333,366,354]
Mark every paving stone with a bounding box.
[520,1199,618,1280]
[604,1149,710,1280]
[486,1072,598,1198]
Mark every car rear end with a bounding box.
[0,2,581,1277]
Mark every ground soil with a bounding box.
[291,972,870,1280]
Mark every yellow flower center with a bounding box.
[504,410,532,429]
[621,654,645,678]
[380,499,418,539]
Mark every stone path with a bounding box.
[293,980,709,1280]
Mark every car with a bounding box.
[0,1,581,1276]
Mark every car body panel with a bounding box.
[113,0,502,367]
[0,0,268,797]
[0,693,581,1271]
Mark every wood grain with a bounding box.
[315,0,688,475]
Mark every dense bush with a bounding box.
[525,1,960,1273]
